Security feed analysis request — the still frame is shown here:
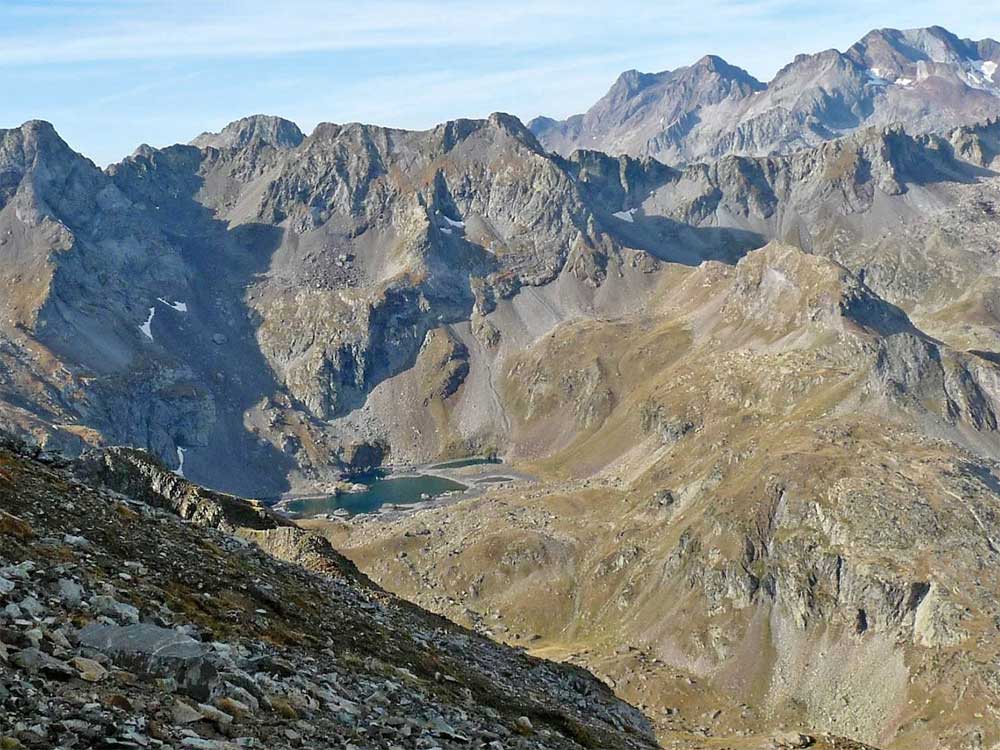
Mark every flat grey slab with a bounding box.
[78,623,207,662]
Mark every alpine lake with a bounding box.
[282,457,507,517]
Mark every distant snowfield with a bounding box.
[956,60,999,89]
[613,208,636,223]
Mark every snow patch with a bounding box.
[955,60,1000,90]
[613,208,637,223]
[173,446,186,478]
[440,227,453,235]
[866,69,889,86]
[441,214,465,228]
[896,77,915,87]
[157,297,188,312]
[139,307,155,341]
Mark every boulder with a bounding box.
[78,623,219,701]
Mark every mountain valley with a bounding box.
[3,23,1000,750]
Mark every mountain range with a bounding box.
[530,25,1000,163]
[3,23,1000,750]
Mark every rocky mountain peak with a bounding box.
[612,55,763,102]
[191,114,305,152]
[723,242,913,337]
[0,119,81,171]
[779,47,854,76]
[606,68,658,97]
[853,26,974,66]
[847,25,999,87]
[7,119,61,145]
[486,110,538,138]
[694,53,724,70]
[528,54,766,163]
[475,112,546,154]
[0,119,109,231]
[691,53,764,86]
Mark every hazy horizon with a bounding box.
[3,0,999,165]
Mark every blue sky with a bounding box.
[3,0,999,165]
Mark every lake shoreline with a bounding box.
[272,457,533,519]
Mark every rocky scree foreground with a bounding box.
[0,434,657,750]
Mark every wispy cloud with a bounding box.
[89,72,204,107]
[2,0,993,67]
[0,1,600,64]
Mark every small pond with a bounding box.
[284,474,467,517]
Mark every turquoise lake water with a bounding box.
[284,474,467,517]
